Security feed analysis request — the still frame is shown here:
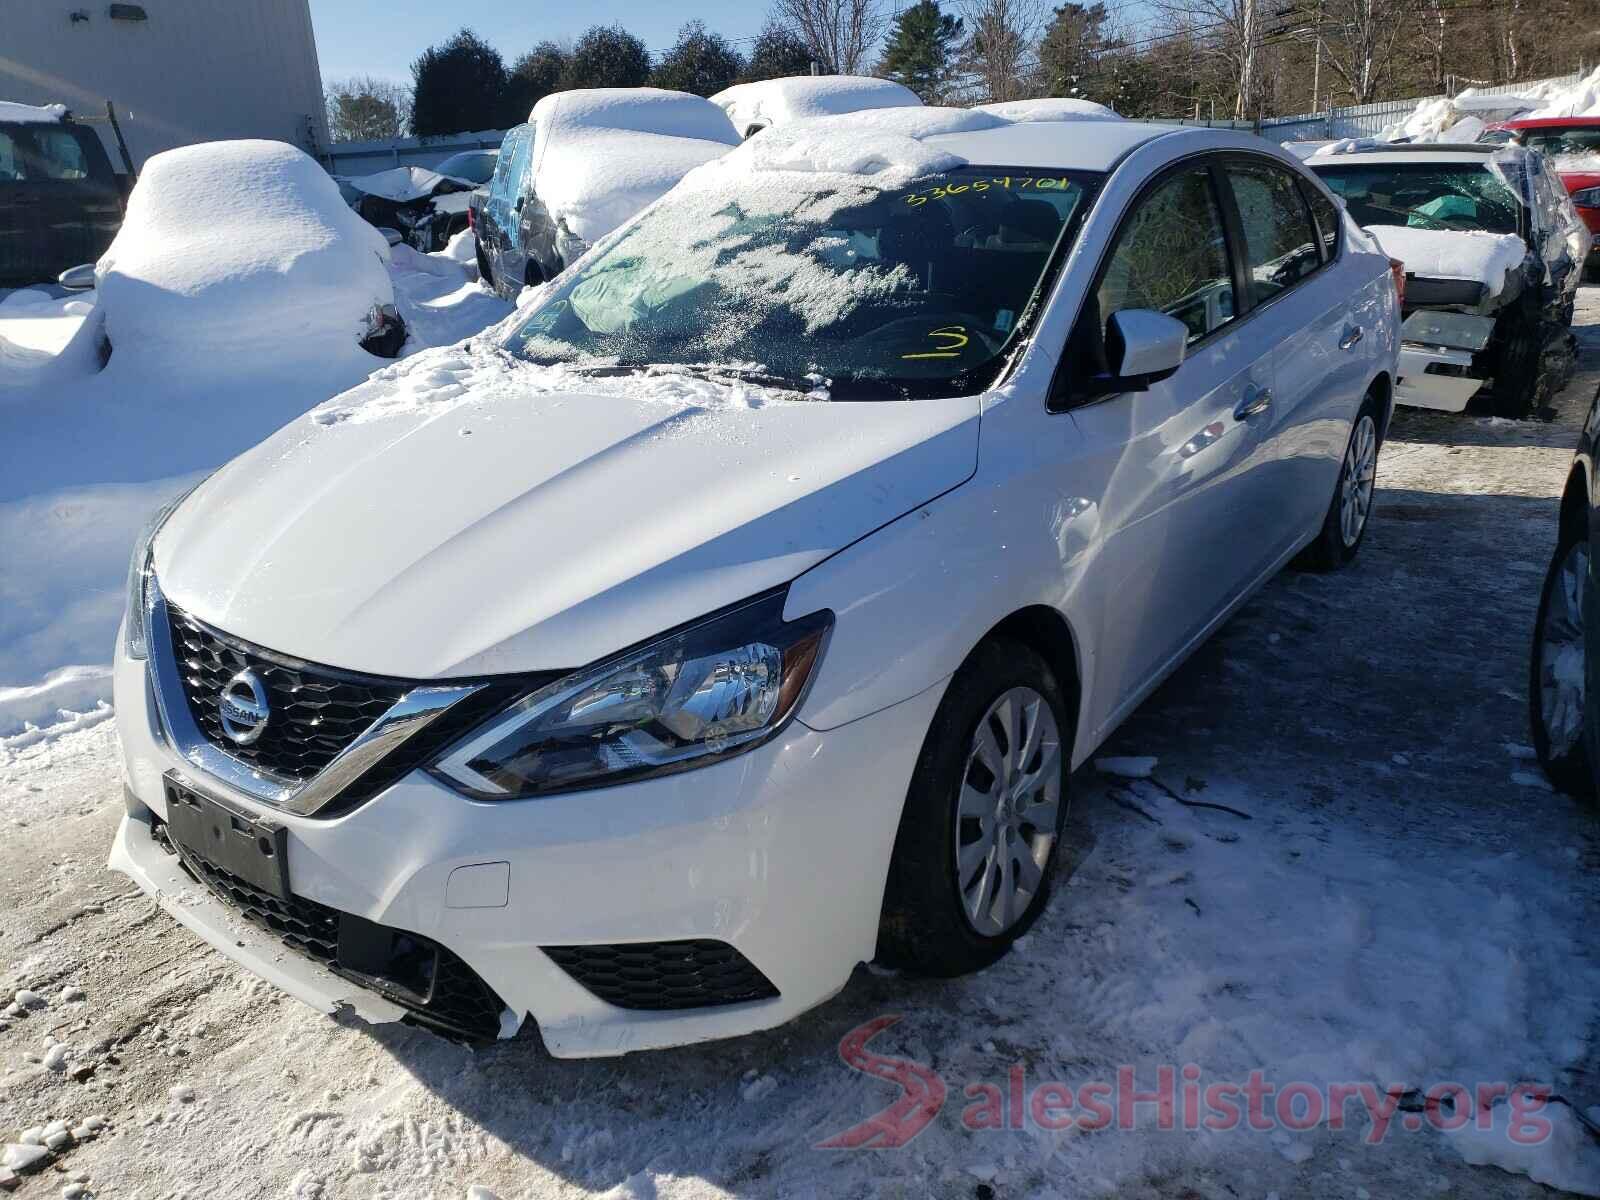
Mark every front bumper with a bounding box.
[111,644,945,1057]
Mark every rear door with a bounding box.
[1217,155,1368,556]
[0,126,31,285]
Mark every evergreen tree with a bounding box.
[506,42,569,122]
[410,28,508,136]
[650,21,745,96]
[740,21,816,80]
[1039,3,1111,99]
[879,2,963,102]
[562,25,652,91]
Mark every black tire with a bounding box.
[474,240,493,289]
[1491,317,1542,418]
[1298,392,1382,572]
[1529,525,1597,799]
[877,638,1071,977]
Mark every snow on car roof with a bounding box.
[0,100,68,124]
[1309,141,1519,164]
[529,87,741,246]
[710,75,920,135]
[974,97,1120,123]
[713,104,1172,181]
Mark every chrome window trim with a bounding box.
[145,581,483,817]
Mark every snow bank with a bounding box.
[1379,96,1493,143]
[1365,224,1526,295]
[529,89,740,246]
[710,75,920,135]
[976,97,1119,122]
[1446,1100,1600,1195]
[1525,65,1600,118]
[96,140,394,368]
[0,101,66,124]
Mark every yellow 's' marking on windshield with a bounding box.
[901,326,971,359]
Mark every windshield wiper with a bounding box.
[564,363,827,395]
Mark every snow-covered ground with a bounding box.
[0,248,1598,1198]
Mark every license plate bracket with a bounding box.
[164,777,290,900]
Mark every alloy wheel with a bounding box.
[1340,414,1378,548]
[1539,539,1589,759]
[955,687,1062,937]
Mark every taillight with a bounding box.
[1388,257,1405,309]
[466,204,475,230]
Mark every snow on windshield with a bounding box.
[710,76,921,135]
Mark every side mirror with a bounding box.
[376,227,405,247]
[1105,309,1187,385]
[57,263,97,291]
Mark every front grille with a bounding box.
[157,824,507,1042]
[167,607,409,782]
[543,939,779,1011]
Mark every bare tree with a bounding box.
[771,0,888,73]
[957,0,1047,103]
[324,76,412,143]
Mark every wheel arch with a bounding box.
[1368,370,1394,440]
[975,606,1085,756]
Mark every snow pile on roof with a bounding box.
[0,100,67,124]
[1524,64,1600,118]
[1365,224,1526,295]
[96,139,394,368]
[710,75,921,134]
[717,105,1000,180]
[529,88,740,246]
[976,96,1119,122]
[342,165,469,203]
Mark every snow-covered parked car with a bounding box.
[340,148,496,253]
[709,75,921,138]
[87,139,407,365]
[0,101,123,287]
[469,89,740,300]
[111,108,1398,1055]
[1309,141,1586,416]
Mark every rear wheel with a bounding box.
[473,239,493,288]
[1530,527,1596,799]
[1299,395,1380,572]
[878,638,1070,976]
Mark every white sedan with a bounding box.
[111,110,1399,1056]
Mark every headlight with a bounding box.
[1572,186,1600,209]
[123,481,202,659]
[430,591,832,798]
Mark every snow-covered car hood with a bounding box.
[152,351,980,678]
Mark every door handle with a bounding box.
[1234,385,1272,420]
[1339,325,1364,351]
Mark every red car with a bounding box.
[1485,117,1600,278]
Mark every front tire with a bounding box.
[878,638,1070,977]
[1530,526,1596,798]
[1299,395,1381,572]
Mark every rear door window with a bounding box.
[1224,160,1323,303]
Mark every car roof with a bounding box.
[1497,116,1600,129]
[920,119,1189,173]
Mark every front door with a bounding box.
[1062,161,1278,738]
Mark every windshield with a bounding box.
[504,165,1098,399]
[435,150,497,184]
[1514,127,1600,168]
[1311,161,1522,234]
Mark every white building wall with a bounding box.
[1,0,329,170]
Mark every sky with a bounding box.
[309,0,778,84]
